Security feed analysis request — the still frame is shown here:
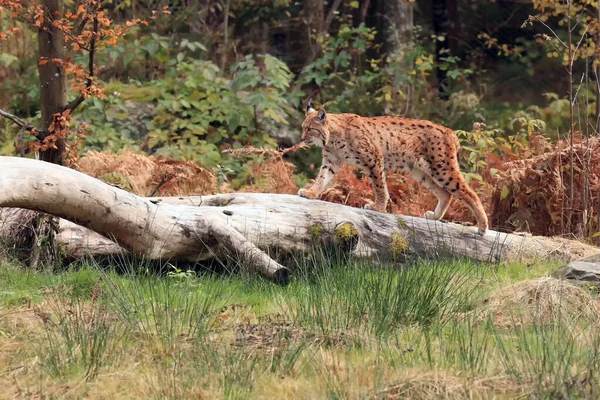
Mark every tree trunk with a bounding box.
[447,0,459,56]
[303,0,325,63]
[432,0,451,99]
[2,157,598,284]
[372,0,414,57]
[38,0,68,165]
[596,3,600,133]
[386,0,414,47]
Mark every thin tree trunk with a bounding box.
[303,0,325,63]
[567,0,574,235]
[374,0,413,56]
[596,3,600,134]
[447,0,459,55]
[37,0,68,165]
[433,0,450,99]
[220,0,230,71]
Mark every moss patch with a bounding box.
[334,222,359,250]
[309,223,324,242]
[390,232,409,261]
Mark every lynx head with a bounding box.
[301,98,329,147]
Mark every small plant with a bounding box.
[166,264,198,285]
[39,297,121,380]
[101,264,226,348]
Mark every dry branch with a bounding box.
[64,15,99,114]
[0,109,43,138]
[1,156,598,284]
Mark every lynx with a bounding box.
[297,100,488,235]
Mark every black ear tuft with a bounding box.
[317,108,326,123]
[306,97,315,115]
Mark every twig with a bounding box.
[572,23,590,61]
[324,0,343,33]
[224,142,310,159]
[281,141,310,155]
[0,109,48,140]
[535,17,568,48]
[18,126,26,157]
[149,174,169,197]
[64,15,99,113]
[0,109,37,132]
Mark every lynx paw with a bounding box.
[364,202,386,213]
[478,226,487,236]
[424,211,436,220]
[298,188,315,199]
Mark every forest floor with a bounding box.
[1,249,599,399]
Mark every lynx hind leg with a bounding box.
[410,169,452,221]
[424,188,452,221]
[418,156,488,235]
[442,168,488,235]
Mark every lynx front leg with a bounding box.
[298,154,339,199]
[363,161,390,213]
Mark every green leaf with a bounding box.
[144,41,159,57]
[447,70,461,80]
[156,52,170,63]
[500,185,510,200]
[350,1,359,8]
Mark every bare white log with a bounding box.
[0,156,598,284]
[0,157,288,283]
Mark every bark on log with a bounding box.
[1,157,598,284]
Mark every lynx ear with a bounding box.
[317,107,326,123]
[306,98,315,115]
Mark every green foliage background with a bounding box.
[0,1,591,186]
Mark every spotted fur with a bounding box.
[298,102,488,235]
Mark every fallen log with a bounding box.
[0,156,597,284]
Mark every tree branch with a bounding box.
[324,0,343,33]
[0,109,49,141]
[72,14,89,38]
[0,109,36,132]
[64,15,98,114]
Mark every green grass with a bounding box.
[0,253,597,399]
